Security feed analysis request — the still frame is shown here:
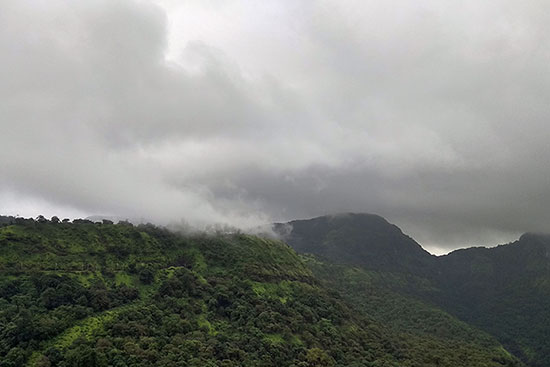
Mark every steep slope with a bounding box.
[436,233,550,367]
[276,213,550,367]
[304,256,521,367]
[0,219,522,367]
[274,213,436,276]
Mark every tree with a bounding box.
[34,354,51,367]
[139,266,155,284]
[306,348,335,367]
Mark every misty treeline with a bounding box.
[0,215,246,236]
[0,215,118,226]
[0,219,520,366]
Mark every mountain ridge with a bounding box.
[274,212,550,367]
[0,216,522,366]
[273,212,436,277]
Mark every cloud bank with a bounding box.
[2,0,550,252]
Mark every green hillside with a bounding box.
[277,214,550,367]
[304,256,520,367]
[273,213,436,276]
[436,233,550,367]
[0,219,521,366]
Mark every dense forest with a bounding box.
[0,216,521,367]
[277,213,550,367]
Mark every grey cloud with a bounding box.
[2,0,550,252]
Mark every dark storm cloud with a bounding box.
[2,0,550,252]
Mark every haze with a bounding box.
[2,0,550,254]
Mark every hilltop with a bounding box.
[274,213,436,276]
[275,213,550,367]
[0,217,520,367]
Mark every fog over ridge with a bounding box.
[2,0,550,252]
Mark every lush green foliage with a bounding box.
[433,233,550,367]
[278,214,550,367]
[0,218,524,367]
[304,256,521,367]
[273,213,436,276]
[0,219,467,366]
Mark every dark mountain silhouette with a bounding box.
[435,233,550,366]
[275,213,550,367]
[273,213,436,276]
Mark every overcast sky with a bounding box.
[2,0,550,254]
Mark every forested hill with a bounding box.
[436,233,550,367]
[273,213,436,276]
[275,213,550,367]
[0,217,520,367]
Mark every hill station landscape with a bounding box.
[1,213,548,367]
[4,1,550,366]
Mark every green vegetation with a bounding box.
[273,213,437,276]
[0,217,524,366]
[278,213,550,367]
[433,233,550,367]
[305,257,520,367]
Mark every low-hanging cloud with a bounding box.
[2,0,550,252]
